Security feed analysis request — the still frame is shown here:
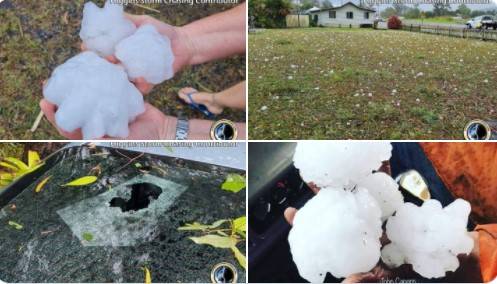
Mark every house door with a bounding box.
[313,15,318,23]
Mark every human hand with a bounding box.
[81,14,194,94]
[40,99,176,140]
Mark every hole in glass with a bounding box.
[109,183,162,212]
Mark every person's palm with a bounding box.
[121,14,193,94]
[40,99,171,140]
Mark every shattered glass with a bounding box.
[0,146,246,283]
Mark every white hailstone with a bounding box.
[79,1,136,57]
[43,51,145,140]
[115,25,175,84]
[356,172,404,220]
[382,199,474,278]
[288,188,383,282]
[293,141,392,189]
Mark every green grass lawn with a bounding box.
[248,28,497,139]
[405,16,467,25]
[0,0,245,140]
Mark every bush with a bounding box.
[387,16,402,29]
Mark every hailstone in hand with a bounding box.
[356,172,404,221]
[288,188,383,282]
[115,24,175,84]
[293,141,392,189]
[80,0,136,57]
[382,199,474,278]
[43,51,145,140]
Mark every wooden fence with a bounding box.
[401,24,497,41]
[286,15,309,28]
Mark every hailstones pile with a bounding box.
[289,141,473,281]
[43,0,175,139]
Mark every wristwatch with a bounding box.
[175,118,189,140]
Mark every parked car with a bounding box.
[466,15,497,29]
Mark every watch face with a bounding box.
[210,120,237,140]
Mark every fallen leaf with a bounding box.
[82,232,93,241]
[8,221,23,230]
[143,267,151,284]
[28,151,41,168]
[231,245,247,269]
[178,219,228,231]
[232,216,246,237]
[63,176,98,187]
[35,176,51,193]
[189,235,238,249]
[221,174,246,193]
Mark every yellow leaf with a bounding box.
[4,157,28,171]
[28,151,41,168]
[189,235,238,249]
[35,176,51,193]
[62,176,98,187]
[0,161,19,171]
[221,174,246,193]
[232,216,246,237]
[231,245,247,270]
[8,221,23,230]
[178,219,228,231]
[143,267,151,284]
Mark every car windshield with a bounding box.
[0,146,246,283]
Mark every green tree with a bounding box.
[433,2,451,16]
[381,7,398,18]
[404,5,421,19]
[322,0,333,8]
[248,0,292,28]
[456,4,471,18]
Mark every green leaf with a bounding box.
[62,176,98,187]
[82,232,94,241]
[178,219,228,231]
[189,235,238,249]
[232,216,246,237]
[8,221,23,230]
[231,245,247,269]
[221,174,246,193]
[134,162,143,168]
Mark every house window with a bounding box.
[364,12,369,19]
[329,11,336,18]
[346,12,353,19]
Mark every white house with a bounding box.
[308,2,376,27]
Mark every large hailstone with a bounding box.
[43,51,145,140]
[80,0,136,57]
[382,199,474,278]
[293,141,392,189]
[288,188,383,282]
[356,172,404,221]
[115,25,175,84]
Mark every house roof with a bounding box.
[309,2,376,13]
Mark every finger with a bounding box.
[133,77,154,94]
[307,182,320,194]
[124,13,152,26]
[105,55,119,64]
[284,207,298,226]
[39,99,83,140]
[178,87,198,102]
[81,42,87,51]
[342,272,376,283]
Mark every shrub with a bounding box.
[387,16,402,29]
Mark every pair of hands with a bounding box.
[41,14,194,140]
[284,179,481,282]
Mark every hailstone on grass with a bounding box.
[293,141,392,189]
[288,188,383,282]
[382,199,474,278]
[115,25,175,84]
[80,0,136,57]
[43,51,145,140]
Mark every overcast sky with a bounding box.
[296,0,497,11]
